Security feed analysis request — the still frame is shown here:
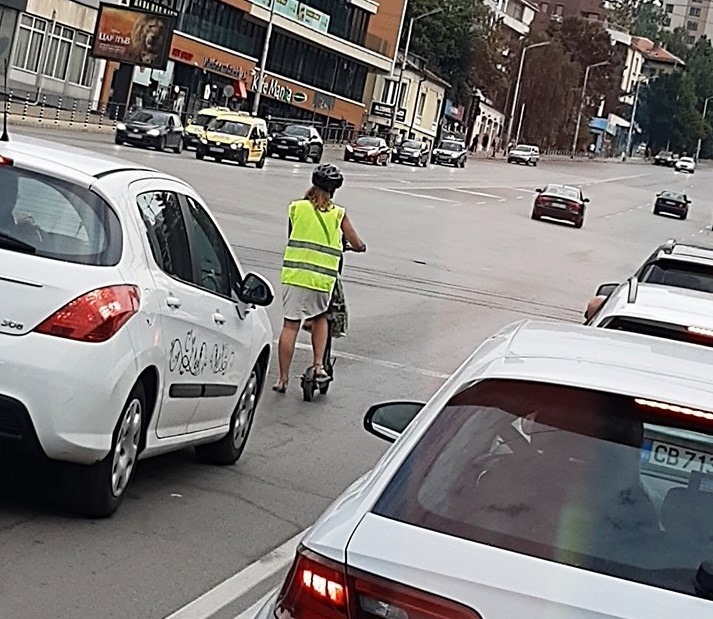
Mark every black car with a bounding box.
[115,109,184,153]
[531,184,589,228]
[392,140,430,166]
[268,124,323,162]
[653,190,690,220]
[431,140,467,167]
[654,151,677,167]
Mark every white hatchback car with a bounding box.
[675,156,696,173]
[257,321,713,617]
[0,136,274,517]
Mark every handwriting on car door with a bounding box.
[169,330,235,376]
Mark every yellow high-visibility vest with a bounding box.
[281,199,345,293]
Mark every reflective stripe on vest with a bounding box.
[281,200,344,293]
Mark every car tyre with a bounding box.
[653,207,659,215]
[574,215,584,229]
[531,209,540,220]
[157,136,166,152]
[314,147,323,164]
[195,364,263,465]
[62,382,146,518]
[115,137,124,146]
[344,152,350,162]
[196,148,205,160]
[173,139,182,155]
[256,153,266,169]
[681,210,688,220]
[237,151,247,167]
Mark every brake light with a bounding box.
[634,398,713,422]
[688,326,713,338]
[536,197,549,206]
[349,568,481,619]
[35,285,140,343]
[275,548,348,618]
[0,155,13,166]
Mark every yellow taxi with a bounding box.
[182,106,231,149]
[196,112,268,168]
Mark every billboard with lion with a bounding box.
[91,4,174,70]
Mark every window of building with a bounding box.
[398,81,408,108]
[554,4,564,15]
[299,0,371,46]
[540,1,549,11]
[690,6,702,16]
[381,79,397,104]
[687,20,699,30]
[417,91,427,118]
[12,14,46,73]
[686,34,696,43]
[67,32,95,87]
[666,3,674,11]
[44,24,74,81]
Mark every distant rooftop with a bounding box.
[632,36,686,66]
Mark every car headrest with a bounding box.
[661,486,713,539]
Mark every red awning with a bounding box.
[235,80,248,100]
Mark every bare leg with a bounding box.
[274,319,300,391]
[310,314,329,377]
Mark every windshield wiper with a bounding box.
[0,230,36,254]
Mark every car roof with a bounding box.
[0,134,155,184]
[544,183,579,192]
[659,190,684,198]
[464,320,713,407]
[598,282,713,329]
[651,240,713,265]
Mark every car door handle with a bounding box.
[212,312,226,326]
[166,294,182,309]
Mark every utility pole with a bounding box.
[505,41,550,151]
[515,102,525,144]
[571,60,609,158]
[695,95,713,161]
[625,76,646,158]
[252,0,276,116]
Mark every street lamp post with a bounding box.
[571,60,609,158]
[252,0,277,116]
[695,95,713,162]
[624,76,648,158]
[505,41,550,151]
[389,8,444,137]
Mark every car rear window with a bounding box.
[640,259,713,293]
[603,316,713,348]
[373,379,713,598]
[0,166,121,265]
[545,185,579,200]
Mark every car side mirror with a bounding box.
[363,401,425,443]
[535,188,543,193]
[596,283,618,298]
[237,273,274,307]
[583,197,590,203]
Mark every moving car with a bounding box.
[391,139,430,166]
[115,108,184,153]
[654,150,677,167]
[0,136,274,517]
[431,139,468,167]
[507,143,540,166]
[196,112,268,167]
[675,156,696,173]
[267,124,323,163]
[182,106,230,149]
[531,183,589,228]
[256,321,713,617]
[653,190,690,219]
[344,136,390,165]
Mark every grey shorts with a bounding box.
[282,284,330,321]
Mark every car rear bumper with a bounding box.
[0,331,139,464]
[535,205,582,221]
[656,203,687,215]
[434,156,459,165]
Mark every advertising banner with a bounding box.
[91,4,175,70]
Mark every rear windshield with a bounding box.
[640,259,713,293]
[659,192,684,201]
[373,379,713,598]
[603,316,713,348]
[0,166,121,266]
[545,185,579,200]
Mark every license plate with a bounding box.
[645,440,713,474]
[354,153,364,158]
[209,147,223,153]
[277,145,289,150]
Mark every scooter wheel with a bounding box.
[318,381,330,395]
[301,375,316,402]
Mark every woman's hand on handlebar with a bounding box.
[344,242,366,253]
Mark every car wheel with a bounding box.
[115,137,124,146]
[344,152,350,162]
[300,149,309,163]
[195,364,262,465]
[196,148,205,160]
[681,210,688,220]
[173,139,182,154]
[313,147,323,164]
[653,207,659,215]
[63,382,146,518]
[574,215,584,229]
[460,158,466,168]
[237,151,247,167]
[531,209,540,220]
[256,153,266,169]
[157,136,166,152]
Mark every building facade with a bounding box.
[471,99,504,153]
[631,36,685,78]
[665,0,712,45]
[0,1,26,85]
[532,0,606,30]
[363,52,448,143]
[6,0,101,104]
[100,0,406,130]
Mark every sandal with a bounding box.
[313,366,330,383]
[272,381,288,393]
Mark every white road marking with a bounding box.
[498,198,507,202]
[377,187,456,203]
[448,188,503,199]
[235,592,273,619]
[164,531,305,619]
[516,196,523,200]
[292,342,451,379]
[476,201,486,205]
[584,173,651,185]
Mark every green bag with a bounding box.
[328,276,348,338]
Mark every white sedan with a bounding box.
[675,156,696,173]
[0,136,274,517]
[256,320,713,617]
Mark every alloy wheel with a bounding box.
[233,370,258,450]
[111,399,142,497]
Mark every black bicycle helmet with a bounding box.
[312,163,344,195]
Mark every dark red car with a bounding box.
[531,184,589,228]
[344,136,390,165]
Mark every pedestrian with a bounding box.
[273,164,366,393]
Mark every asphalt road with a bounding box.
[1,128,710,618]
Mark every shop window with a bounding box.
[13,14,46,73]
[67,32,94,87]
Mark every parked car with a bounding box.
[431,139,468,167]
[115,109,184,153]
[507,144,540,166]
[531,183,589,228]
[391,139,430,166]
[196,112,268,167]
[344,136,390,165]
[0,136,274,517]
[653,190,690,219]
[675,156,696,173]
[256,320,713,618]
[654,150,677,167]
[182,106,230,149]
[267,124,323,162]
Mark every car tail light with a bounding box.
[567,201,580,212]
[634,398,713,422]
[35,285,140,343]
[0,155,13,166]
[536,197,549,206]
[349,568,481,619]
[275,547,481,619]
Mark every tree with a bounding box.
[608,0,667,39]
[638,71,706,152]
[661,28,690,62]
[683,37,713,156]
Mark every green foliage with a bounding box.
[608,0,667,39]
